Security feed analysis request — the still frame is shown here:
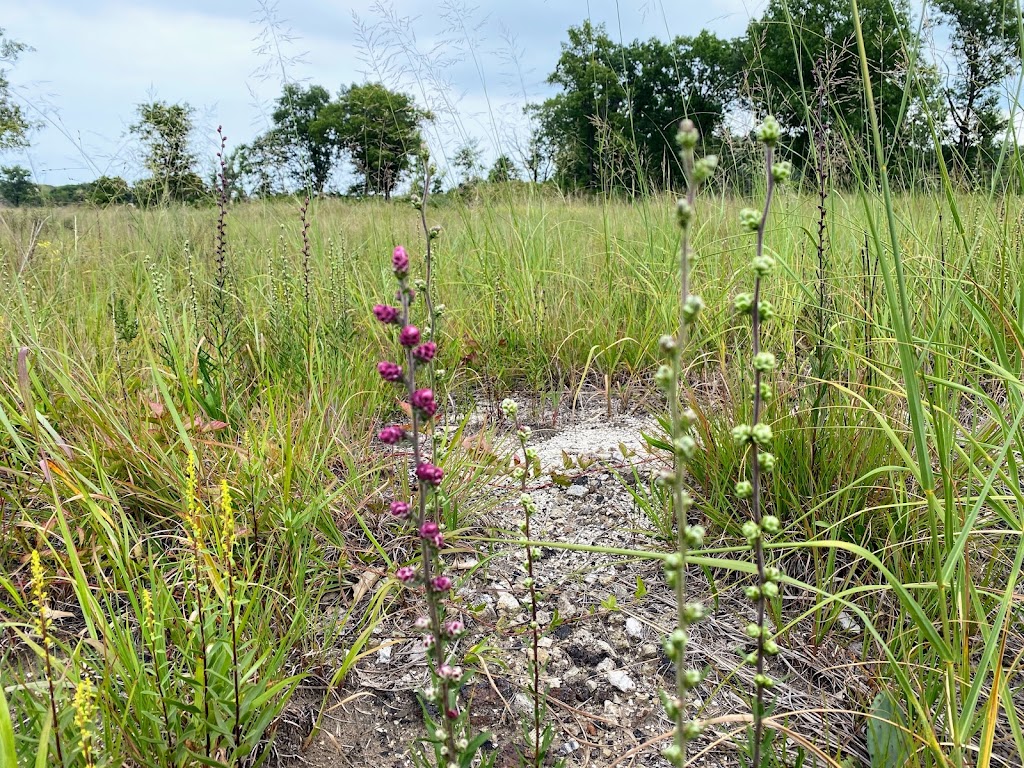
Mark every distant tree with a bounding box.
[744,0,924,162]
[44,182,91,205]
[0,29,32,150]
[0,165,39,206]
[89,175,132,206]
[488,155,519,183]
[453,140,483,186]
[230,133,290,198]
[933,0,1022,177]
[313,82,426,200]
[130,101,204,203]
[271,83,335,194]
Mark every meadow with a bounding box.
[1,169,1023,767]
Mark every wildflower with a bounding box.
[377,361,403,382]
[739,208,762,232]
[772,161,793,183]
[438,664,462,681]
[389,501,412,519]
[752,352,777,372]
[692,155,718,184]
[733,292,754,313]
[444,620,465,637]
[396,566,417,582]
[676,199,695,229]
[411,388,438,417]
[501,398,519,420]
[416,462,443,487]
[684,525,705,548]
[413,341,437,363]
[731,424,753,444]
[30,550,51,641]
[378,425,405,445]
[392,245,410,276]
[399,325,421,347]
[414,616,431,630]
[373,304,400,324]
[429,225,442,240]
[681,295,704,322]
[761,515,781,534]
[758,452,776,472]
[735,480,754,499]
[676,119,699,150]
[754,116,782,146]
[751,254,776,276]
[751,423,773,446]
[431,575,452,592]
[73,674,97,768]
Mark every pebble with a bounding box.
[496,591,521,613]
[607,669,636,692]
[566,484,589,498]
[376,644,393,665]
[625,617,643,640]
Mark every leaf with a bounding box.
[634,575,647,598]
[549,471,572,488]
[0,685,17,768]
[867,691,911,768]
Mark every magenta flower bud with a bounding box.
[421,634,435,649]
[444,620,465,637]
[396,566,416,582]
[413,341,437,363]
[411,388,437,417]
[389,501,412,519]
[377,361,403,382]
[378,425,404,445]
[373,304,400,324]
[437,663,462,680]
[392,246,409,276]
[431,575,452,592]
[419,521,439,539]
[413,616,430,630]
[416,462,443,487]
[399,325,421,347]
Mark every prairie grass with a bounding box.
[0,174,1023,766]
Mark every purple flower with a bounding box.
[419,521,439,538]
[411,388,437,417]
[444,620,465,637]
[413,616,430,630]
[373,304,400,324]
[399,325,421,347]
[396,566,416,582]
[377,361,403,382]
[416,462,443,487]
[389,501,412,519]
[413,341,437,363]
[437,663,462,680]
[431,575,452,592]
[392,246,409,276]
[378,426,404,445]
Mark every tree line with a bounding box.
[1,0,1021,207]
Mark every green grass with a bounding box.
[1,178,1023,766]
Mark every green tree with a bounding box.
[0,29,32,150]
[744,0,923,163]
[0,165,39,206]
[130,101,204,204]
[488,154,519,183]
[88,175,132,206]
[271,83,335,194]
[313,83,426,200]
[933,0,1022,177]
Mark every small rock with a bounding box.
[607,669,635,692]
[836,611,861,633]
[496,591,521,614]
[625,617,643,640]
[566,485,589,498]
[557,739,580,756]
[376,644,393,664]
[596,657,616,673]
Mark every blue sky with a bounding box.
[0,0,764,186]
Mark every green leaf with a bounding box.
[867,691,911,768]
[0,686,17,768]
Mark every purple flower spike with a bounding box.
[389,501,412,519]
[419,521,439,539]
[413,341,437,363]
[411,388,437,417]
[444,620,465,637]
[378,425,404,445]
[392,246,410,276]
[396,566,417,582]
[416,462,443,487]
[431,575,452,592]
[399,325,421,347]
[373,304,400,324]
[377,361,403,382]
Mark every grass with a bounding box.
[0,174,1023,766]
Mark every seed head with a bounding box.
[754,115,782,146]
[739,208,762,232]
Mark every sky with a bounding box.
[0,0,766,187]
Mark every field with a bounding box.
[1,179,1024,768]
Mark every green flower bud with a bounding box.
[501,398,519,419]
[692,155,718,184]
[735,480,754,499]
[655,469,676,487]
[679,490,694,510]
[758,452,776,472]
[681,719,704,739]
[682,294,705,323]
[659,334,677,355]
[664,553,683,571]
[673,435,697,460]
[752,254,776,276]
[662,744,683,766]
[761,515,780,533]
[765,566,783,582]
[745,623,762,639]
[745,651,759,664]
[733,292,754,313]
[762,580,780,598]
[684,524,705,548]
[771,160,793,183]
[676,198,695,229]
[753,351,777,372]
[754,672,775,688]
[732,424,753,444]
[744,585,761,600]
[682,408,699,427]
[676,119,699,151]
[655,364,674,390]
[739,208,762,232]
[660,690,681,719]
[758,300,776,321]
[755,115,782,146]
[751,423,773,446]
[763,638,779,655]
[682,602,705,623]
[682,668,702,688]
[742,520,761,542]
[429,225,443,240]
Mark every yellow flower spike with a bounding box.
[29,550,52,644]
[219,479,234,561]
[141,588,156,637]
[73,673,97,768]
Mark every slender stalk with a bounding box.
[30,550,64,765]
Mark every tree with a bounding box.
[313,83,426,200]
[130,101,204,204]
[0,166,39,206]
[488,155,519,183]
[744,0,923,163]
[933,0,1022,177]
[452,140,483,187]
[89,175,132,206]
[270,83,335,194]
[0,29,32,150]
